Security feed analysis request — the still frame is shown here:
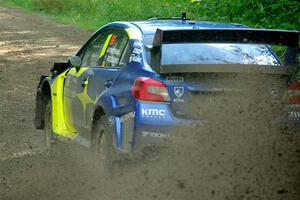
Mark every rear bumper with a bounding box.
[130,102,300,154]
[131,101,199,152]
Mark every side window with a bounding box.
[119,42,131,66]
[101,30,130,68]
[81,30,110,67]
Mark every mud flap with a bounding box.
[34,75,49,129]
[110,112,135,155]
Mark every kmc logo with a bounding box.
[142,109,166,117]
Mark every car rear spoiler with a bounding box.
[151,28,299,74]
[152,28,299,47]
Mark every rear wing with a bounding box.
[151,28,299,74]
[152,28,299,47]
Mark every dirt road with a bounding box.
[0,5,299,200]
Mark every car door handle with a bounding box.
[81,79,88,87]
[104,80,113,89]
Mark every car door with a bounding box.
[63,27,130,135]
[94,28,131,114]
[63,29,110,134]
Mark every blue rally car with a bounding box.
[35,16,299,167]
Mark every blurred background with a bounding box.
[1,0,298,76]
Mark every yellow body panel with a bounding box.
[125,28,142,40]
[76,79,98,129]
[50,70,74,137]
[50,32,120,137]
[100,34,113,58]
[51,67,89,137]
[72,67,88,78]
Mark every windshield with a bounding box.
[160,43,280,66]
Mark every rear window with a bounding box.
[160,43,280,66]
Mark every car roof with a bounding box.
[130,20,248,35]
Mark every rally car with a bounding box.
[34,15,299,167]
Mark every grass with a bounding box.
[0,0,200,31]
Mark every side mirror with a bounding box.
[68,56,82,72]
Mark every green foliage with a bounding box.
[0,0,299,77]
[0,0,199,30]
[191,0,300,31]
[1,0,299,31]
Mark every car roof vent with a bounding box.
[148,12,191,22]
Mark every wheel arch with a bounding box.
[92,105,105,129]
[34,76,52,129]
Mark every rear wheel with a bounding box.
[44,100,55,151]
[91,115,115,175]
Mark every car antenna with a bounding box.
[181,12,186,24]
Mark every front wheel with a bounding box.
[91,115,115,175]
[44,100,56,151]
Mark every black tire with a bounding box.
[44,100,55,151]
[91,115,115,175]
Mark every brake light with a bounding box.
[131,77,170,102]
[287,81,300,104]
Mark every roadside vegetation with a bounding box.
[0,0,199,30]
[1,0,299,31]
[0,0,299,77]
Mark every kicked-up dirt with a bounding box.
[0,5,299,200]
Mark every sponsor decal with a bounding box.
[173,87,185,102]
[142,131,169,138]
[173,98,184,103]
[289,111,300,119]
[109,112,135,125]
[132,41,143,47]
[129,53,142,63]
[174,87,184,98]
[141,108,166,119]
[133,48,143,54]
[166,76,184,82]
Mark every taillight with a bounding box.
[131,77,170,102]
[287,81,300,104]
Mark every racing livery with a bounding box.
[34,16,299,164]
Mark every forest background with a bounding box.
[0,0,299,77]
